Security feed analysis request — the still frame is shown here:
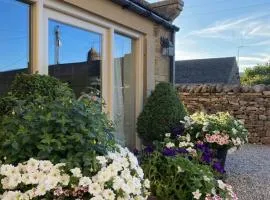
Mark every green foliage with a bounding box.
[241,65,270,85]
[141,152,222,200]
[0,74,75,116]
[0,91,115,176]
[137,82,187,143]
[10,73,75,100]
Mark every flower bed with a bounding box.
[0,146,150,200]
[181,112,248,150]
[139,145,237,200]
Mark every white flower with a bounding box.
[228,147,237,154]
[144,179,150,189]
[177,166,184,173]
[1,191,22,200]
[217,180,226,190]
[90,195,104,200]
[211,187,216,195]
[39,160,53,172]
[26,158,39,173]
[0,146,149,200]
[192,189,202,199]
[96,156,107,167]
[186,134,191,142]
[88,182,102,196]
[203,176,210,182]
[179,141,188,147]
[232,128,237,134]
[165,133,171,138]
[166,142,175,148]
[103,189,116,200]
[70,167,82,178]
[79,176,92,187]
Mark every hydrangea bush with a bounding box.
[0,146,150,200]
[181,112,249,149]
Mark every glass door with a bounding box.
[113,33,135,148]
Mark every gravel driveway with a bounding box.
[225,144,270,200]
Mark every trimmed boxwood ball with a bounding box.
[137,82,187,144]
[0,73,75,116]
[9,73,75,100]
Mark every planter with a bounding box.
[216,147,228,169]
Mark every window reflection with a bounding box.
[0,0,30,96]
[48,20,102,96]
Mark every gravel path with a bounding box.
[225,144,270,200]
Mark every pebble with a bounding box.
[225,144,270,200]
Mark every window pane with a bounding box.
[0,0,30,96]
[48,20,102,96]
[113,33,135,147]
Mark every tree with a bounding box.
[241,64,270,85]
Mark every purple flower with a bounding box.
[213,161,225,174]
[144,145,154,153]
[171,123,185,138]
[202,153,212,163]
[162,147,177,156]
[176,147,188,154]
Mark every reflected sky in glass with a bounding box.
[48,20,102,65]
[114,33,132,59]
[0,0,29,72]
[0,0,134,71]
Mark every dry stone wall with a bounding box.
[177,84,270,144]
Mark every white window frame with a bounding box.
[31,0,144,148]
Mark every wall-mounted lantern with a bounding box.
[160,37,174,57]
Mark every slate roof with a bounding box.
[175,57,240,84]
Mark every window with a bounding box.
[113,33,135,147]
[0,0,30,96]
[48,20,102,96]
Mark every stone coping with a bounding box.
[177,84,270,94]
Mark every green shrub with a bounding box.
[137,82,187,143]
[0,95,115,176]
[10,73,75,100]
[141,152,233,200]
[241,64,270,85]
[0,74,75,116]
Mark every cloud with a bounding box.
[239,56,267,63]
[174,12,270,72]
[188,12,270,40]
[175,49,210,60]
[247,39,270,46]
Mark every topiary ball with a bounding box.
[137,82,187,144]
[0,73,75,116]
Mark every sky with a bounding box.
[1,0,269,72]
[0,0,132,72]
[149,0,270,72]
[0,0,29,72]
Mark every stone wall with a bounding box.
[177,84,270,144]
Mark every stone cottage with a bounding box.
[0,0,183,148]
